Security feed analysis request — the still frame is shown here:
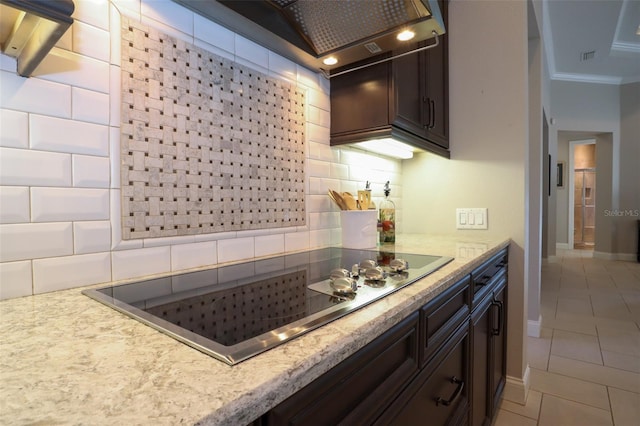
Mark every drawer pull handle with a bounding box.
[435,376,464,407]
[477,275,491,286]
[491,300,504,336]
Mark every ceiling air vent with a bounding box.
[364,42,383,54]
[580,50,596,61]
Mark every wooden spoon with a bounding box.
[328,190,347,210]
[341,192,358,210]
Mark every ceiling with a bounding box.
[541,0,640,85]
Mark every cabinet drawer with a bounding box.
[471,248,507,306]
[421,275,470,366]
[378,323,469,426]
[265,312,420,425]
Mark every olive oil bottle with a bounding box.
[378,181,395,243]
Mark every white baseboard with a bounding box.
[593,251,637,262]
[556,243,570,250]
[528,315,542,338]
[502,365,530,405]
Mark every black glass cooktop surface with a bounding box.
[83,247,452,365]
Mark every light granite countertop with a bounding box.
[0,234,510,425]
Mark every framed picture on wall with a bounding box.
[557,162,564,188]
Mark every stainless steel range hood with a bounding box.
[0,0,74,77]
[173,0,445,75]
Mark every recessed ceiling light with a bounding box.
[397,30,415,41]
[323,56,338,66]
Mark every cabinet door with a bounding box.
[265,312,419,425]
[391,49,427,138]
[377,323,469,426]
[490,282,507,416]
[471,296,491,426]
[423,0,449,149]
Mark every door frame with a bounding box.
[568,139,596,249]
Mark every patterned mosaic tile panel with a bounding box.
[120,18,306,240]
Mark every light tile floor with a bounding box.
[496,249,640,426]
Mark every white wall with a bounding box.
[0,0,403,299]
[551,80,638,258]
[402,0,529,402]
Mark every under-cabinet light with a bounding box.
[323,56,338,65]
[354,138,415,159]
[397,30,415,41]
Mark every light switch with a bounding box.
[456,208,488,230]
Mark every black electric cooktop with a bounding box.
[83,247,452,365]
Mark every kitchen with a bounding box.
[0,0,637,424]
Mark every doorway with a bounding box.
[569,140,596,250]
[573,168,596,249]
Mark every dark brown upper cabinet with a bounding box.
[330,0,449,158]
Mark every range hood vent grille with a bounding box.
[173,0,445,74]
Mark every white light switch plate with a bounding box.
[456,208,488,230]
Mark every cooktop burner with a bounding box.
[83,247,452,365]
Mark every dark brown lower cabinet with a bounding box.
[470,274,507,426]
[260,249,508,426]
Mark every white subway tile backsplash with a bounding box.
[33,252,111,294]
[269,52,297,81]
[34,47,110,93]
[218,237,255,264]
[297,65,321,91]
[111,246,171,281]
[73,155,110,188]
[307,105,330,127]
[235,36,269,69]
[194,15,235,54]
[144,235,195,248]
[109,65,121,126]
[109,4,122,66]
[0,222,73,262]
[31,188,109,222]
[308,141,333,162]
[73,0,110,30]
[307,122,330,144]
[307,159,331,177]
[73,21,111,62]
[0,186,29,223]
[112,0,141,21]
[308,194,331,213]
[309,229,332,248]
[74,221,112,254]
[0,70,71,118]
[330,163,349,180]
[141,0,194,36]
[171,241,217,271]
[0,260,32,299]
[306,88,330,111]
[0,109,28,148]
[285,231,310,252]
[72,87,109,125]
[193,40,236,62]
[309,176,341,195]
[254,234,284,258]
[0,147,71,186]
[30,115,109,156]
[109,126,120,188]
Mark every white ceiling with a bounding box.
[542,0,640,85]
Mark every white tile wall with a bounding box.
[111,246,171,281]
[30,115,109,156]
[0,222,73,262]
[31,188,109,222]
[0,0,404,300]
[0,147,72,186]
[0,260,32,299]
[0,109,28,148]
[74,221,112,254]
[0,186,29,223]
[33,252,111,294]
[72,155,110,188]
[170,241,217,271]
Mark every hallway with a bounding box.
[496,249,640,425]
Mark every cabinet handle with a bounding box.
[476,275,491,287]
[429,99,435,129]
[435,376,464,407]
[423,96,430,128]
[491,300,504,336]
